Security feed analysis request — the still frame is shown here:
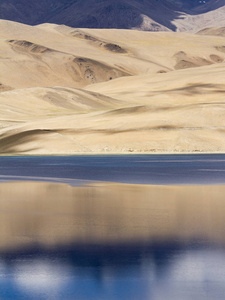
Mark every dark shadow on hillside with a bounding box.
[0,129,55,154]
[47,0,181,31]
[150,83,225,96]
[0,0,180,31]
[0,0,224,31]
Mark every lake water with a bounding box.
[0,155,225,299]
[1,154,225,184]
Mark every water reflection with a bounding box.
[0,181,225,299]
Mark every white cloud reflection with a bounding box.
[150,248,225,300]
[13,259,67,293]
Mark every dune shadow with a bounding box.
[0,129,56,154]
[152,83,225,96]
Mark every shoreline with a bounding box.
[1,151,225,156]
[0,176,224,187]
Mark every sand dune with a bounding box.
[1,20,225,154]
[2,39,129,89]
[2,20,225,90]
[56,27,128,54]
[0,86,123,121]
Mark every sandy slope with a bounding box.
[1,20,225,154]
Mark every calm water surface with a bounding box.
[1,154,225,184]
[0,155,225,299]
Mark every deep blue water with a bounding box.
[0,154,225,184]
[1,243,225,300]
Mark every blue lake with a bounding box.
[1,154,225,184]
[0,155,225,299]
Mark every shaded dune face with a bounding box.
[197,27,225,37]
[72,57,129,84]
[209,54,224,63]
[215,45,225,53]
[0,129,54,154]
[173,51,224,70]
[5,38,130,88]
[7,39,53,54]
[70,29,128,54]
[0,83,12,92]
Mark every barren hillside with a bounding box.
[1,20,225,154]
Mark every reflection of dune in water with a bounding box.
[0,181,225,251]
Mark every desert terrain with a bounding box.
[1,20,225,154]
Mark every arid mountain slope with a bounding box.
[173,4,225,32]
[0,0,180,31]
[1,21,225,154]
[1,20,225,90]
[0,21,132,89]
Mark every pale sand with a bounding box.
[1,20,225,154]
[0,181,224,250]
